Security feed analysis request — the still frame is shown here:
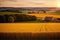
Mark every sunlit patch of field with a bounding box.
[28,13,60,18]
[0,23,60,33]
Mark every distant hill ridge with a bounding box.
[0,7,57,11]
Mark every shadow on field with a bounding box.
[0,32,60,40]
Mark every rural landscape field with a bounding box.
[0,7,60,39]
[1,0,60,39]
[0,13,60,32]
[0,7,60,32]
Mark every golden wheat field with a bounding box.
[0,23,60,33]
[0,14,60,33]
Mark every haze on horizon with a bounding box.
[0,0,60,7]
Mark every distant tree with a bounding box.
[43,10,46,13]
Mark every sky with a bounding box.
[0,0,60,7]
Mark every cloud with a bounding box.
[28,2,44,5]
[0,0,17,2]
[0,0,58,7]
